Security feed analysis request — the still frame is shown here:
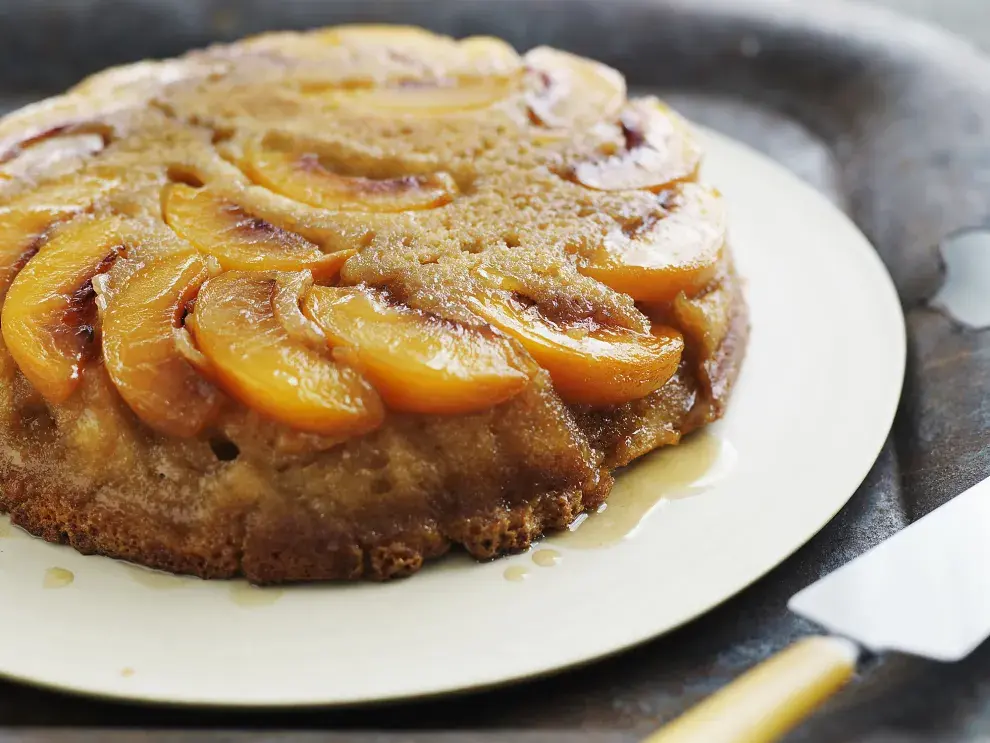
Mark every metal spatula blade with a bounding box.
[789,475,990,662]
[645,476,990,743]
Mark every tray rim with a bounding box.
[0,0,984,724]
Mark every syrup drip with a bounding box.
[503,565,529,582]
[557,430,736,549]
[532,548,561,567]
[43,567,74,589]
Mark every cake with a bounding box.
[0,25,747,583]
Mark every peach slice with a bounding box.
[670,278,733,360]
[317,24,441,47]
[524,46,626,128]
[319,26,519,75]
[302,285,532,414]
[272,271,328,351]
[572,99,702,192]
[102,253,220,437]
[578,183,726,303]
[457,36,522,75]
[344,77,516,116]
[2,215,125,403]
[0,132,105,183]
[186,271,383,436]
[0,174,119,301]
[286,27,521,115]
[242,145,458,212]
[463,283,683,407]
[0,207,77,302]
[163,184,353,278]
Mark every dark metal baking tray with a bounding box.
[1,0,989,741]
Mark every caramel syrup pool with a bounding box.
[503,565,529,582]
[555,429,736,550]
[43,567,74,589]
[532,549,561,567]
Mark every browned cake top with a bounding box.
[0,24,725,445]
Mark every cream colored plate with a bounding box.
[0,127,905,706]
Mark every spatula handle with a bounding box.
[642,635,860,743]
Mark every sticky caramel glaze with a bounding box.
[0,25,749,582]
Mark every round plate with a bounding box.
[0,127,905,707]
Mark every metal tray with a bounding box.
[1,1,989,741]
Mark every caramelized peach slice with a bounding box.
[302,285,532,414]
[573,99,702,191]
[524,46,625,128]
[102,253,220,437]
[2,215,125,403]
[320,26,519,75]
[243,145,458,212]
[578,183,726,303]
[292,27,520,114]
[163,184,353,278]
[0,132,105,182]
[463,284,683,407]
[324,29,516,115]
[318,24,441,47]
[272,271,329,351]
[0,174,119,301]
[187,271,383,435]
[669,277,734,361]
[302,28,519,106]
[457,36,522,74]
[345,77,516,116]
[0,207,77,302]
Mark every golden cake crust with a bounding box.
[0,25,748,582]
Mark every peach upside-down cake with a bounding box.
[0,25,747,583]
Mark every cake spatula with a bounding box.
[642,472,990,743]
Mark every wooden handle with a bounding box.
[642,635,860,743]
